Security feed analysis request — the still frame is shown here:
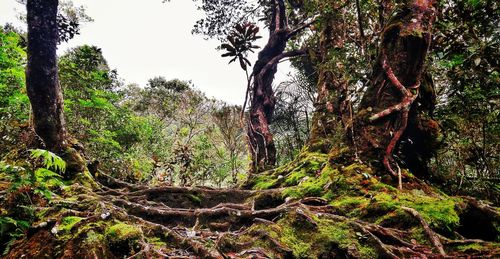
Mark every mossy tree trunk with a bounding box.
[307,3,350,153]
[247,0,307,173]
[26,0,68,153]
[355,0,439,179]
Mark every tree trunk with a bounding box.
[308,6,350,153]
[246,0,289,173]
[355,0,439,179]
[26,0,67,153]
[247,32,283,172]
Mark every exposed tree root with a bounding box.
[369,54,420,179]
[401,206,446,255]
[4,173,499,258]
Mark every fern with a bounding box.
[0,216,30,255]
[30,149,66,173]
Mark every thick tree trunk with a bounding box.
[308,9,350,153]
[247,30,286,173]
[247,0,304,173]
[26,0,67,152]
[355,0,439,179]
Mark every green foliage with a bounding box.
[0,29,27,116]
[430,0,499,203]
[0,149,67,254]
[272,70,316,165]
[220,23,261,70]
[3,149,66,201]
[124,80,248,186]
[30,149,66,173]
[0,29,29,153]
[0,216,29,255]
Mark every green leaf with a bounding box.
[30,149,66,173]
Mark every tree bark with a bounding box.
[247,0,305,173]
[26,0,68,153]
[307,3,350,153]
[355,0,439,178]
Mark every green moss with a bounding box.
[282,165,337,199]
[453,243,490,253]
[105,222,142,243]
[330,196,370,216]
[59,216,84,233]
[371,182,398,192]
[328,147,350,161]
[367,192,460,232]
[269,212,378,258]
[188,194,202,204]
[253,174,280,190]
[73,169,99,189]
[409,227,430,245]
[284,170,308,186]
[279,225,312,257]
[276,151,328,178]
[146,237,167,249]
[250,150,330,190]
[84,230,105,245]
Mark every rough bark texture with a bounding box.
[355,0,439,179]
[26,0,67,153]
[308,4,351,153]
[247,0,306,173]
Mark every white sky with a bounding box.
[0,0,291,104]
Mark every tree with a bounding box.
[204,0,317,173]
[212,104,246,185]
[272,71,315,163]
[306,1,352,152]
[0,28,29,154]
[16,0,93,44]
[25,0,67,153]
[429,0,499,201]
[354,0,439,184]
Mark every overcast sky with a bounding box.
[0,0,291,104]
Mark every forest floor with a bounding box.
[3,150,500,258]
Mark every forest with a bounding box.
[0,0,498,258]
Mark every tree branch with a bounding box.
[287,15,319,40]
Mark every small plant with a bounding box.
[220,23,262,71]
[0,149,67,254]
[0,216,30,255]
[2,149,66,200]
[30,149,67,173]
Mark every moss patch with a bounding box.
[282,165,337,199]
[59,216,84,233]
[253,174,280,190]
[105,221,143,257]
[244,211,378,258]
[251,150,329,190]
[105,222,142,242]
[370,192,460,232]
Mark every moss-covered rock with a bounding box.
[105,222,143,257]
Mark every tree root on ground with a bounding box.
[401,206,446,255]
[4,173,499,258]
